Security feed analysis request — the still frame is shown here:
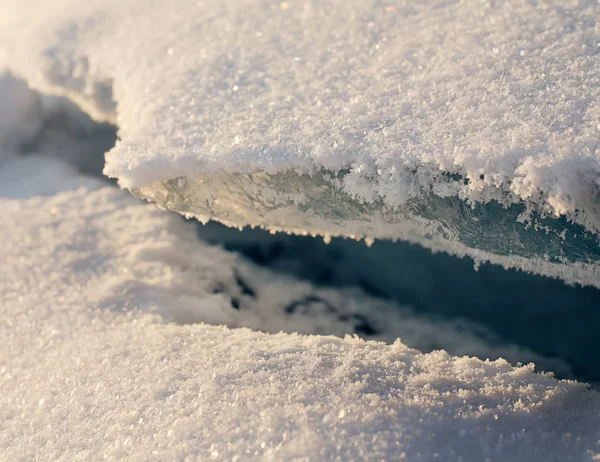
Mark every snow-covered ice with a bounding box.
[0,70,599,461]
[0,68,599,461]
[2,1,600,459]
[1,0,597,283]
[2,0,598,210]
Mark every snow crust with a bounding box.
[1,0,599,232]
[2,73,600,460]
[2,178,600,461]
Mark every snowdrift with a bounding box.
[1,0,599,284]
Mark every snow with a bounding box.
[2,181,600,461]
[1,72,600,460]
[0,0,598,228]
[1,0,597,286]
[2,3,600,459]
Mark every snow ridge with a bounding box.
[0,0,598,231]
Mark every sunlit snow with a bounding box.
[1,0,598,283]
[1,1,600,460]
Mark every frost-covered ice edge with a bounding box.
[1,0,599,286]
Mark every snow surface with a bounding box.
[1,0,598,288]
[2,3,600,459]
[2,72,600,460]
[0,0,598,231]
[2,171,600,461]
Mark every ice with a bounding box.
[2,3,600,458]
[1,0,597,283]
[136,170,600,287]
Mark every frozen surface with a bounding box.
[1,0,598,216]
[2,73,600,460]
[1,0,598,283]
[2,174,600,461]
[0,73,575,370]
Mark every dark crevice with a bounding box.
[285,295,337,315]
[19,95,118,183]
[234,271,256,298]
[352,314,379,336]
[198,222,600,384]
